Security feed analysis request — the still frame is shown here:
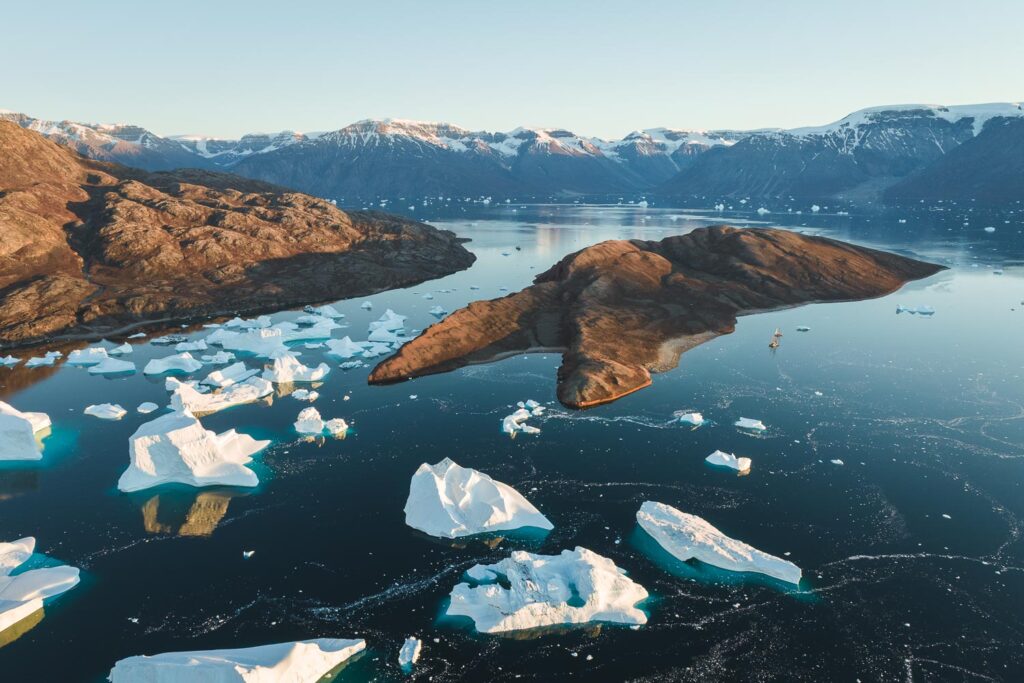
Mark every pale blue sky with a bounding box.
[3,0,1020,139]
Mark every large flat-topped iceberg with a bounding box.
[0,401,51,461]
[67,346,109,366]
[88,357,137,375]
[262,353,330,383]
[144,352,203,376]
[108,637,366,683]
[446,547,648,633]
[169,377,273,415]
[117,410,270,492]
[636,501,801,585]
[0,537,80,635]
[405,458,553,538]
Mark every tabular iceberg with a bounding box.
[446,547,648,633]
[67,347,109,366]
[734,417,767,432]
[84,404,127,420]
[262,353,330,383]
[144,352,203,376]
[405,458,553,539]
[0,401,51,461]
[705,450,751,473]
[636,501,801,585]
[88,357,136,375]
[398,636,422,668]
[117,410,270,492]
[169,377,273,415]
[0,537,80,635]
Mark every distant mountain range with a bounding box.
[3,102,1021,205]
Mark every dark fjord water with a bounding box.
[1,205,1022,681]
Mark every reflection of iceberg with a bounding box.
[138,488,241,537]
[636,501,801,585]
[109,638,366,682]
[447,547,647,634]
[0,401,51,461]
[0,537,80,641]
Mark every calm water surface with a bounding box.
[1,205,1022,681]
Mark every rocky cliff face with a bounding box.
[0,121,475,347]
[369,226,942,408]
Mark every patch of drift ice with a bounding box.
[705,450,751,473]
[398,637,422,668]
[0,537,80,635]
[136,402,159,414]
[108,638,366,683]
[168,377,273,415]
[143,352,203,376]
[404,458,553,539]
[446,547,648,633]
[0,401,51,461]
[262,353,330,383]
[290,389,319,402]
[636,501,801,585]
[117,410,270,492]
[501,400,545,437]
[734,417,766,432]
[324,337,367,359]
[84,403,127,420]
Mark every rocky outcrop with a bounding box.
[369,226,943,408]
[0,121,475,347]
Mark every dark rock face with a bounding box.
[369,226,943,408]
[0,121,475,347]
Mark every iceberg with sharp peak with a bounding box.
[144,352,203,376]
[174,339,207,352]
[262,353,330,383]
[201,362,258,389]
[0,401,51,461]
[117,410,269,492]
[108,638,366,683]
[66,346,109,366]
[360,301,373,310]
[169,377,273,415]
[446,547,648,633]
[108,343,132,355]
[405,458,553,539]
[705,449,751,472]
[88,357,136,375]
[367,327,401,343]
[636,501,801,585]
[201,350,236,364]
[428,305,448,316]
[84,403,127,420]
[0,537,80,635]
[223,315,272,330]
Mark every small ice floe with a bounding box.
[636,501,801,585]
[290,389,319,402]
[676,412,705,427]
[984,226,996,233]
[136,402,159,414]
[941,513,952,519]
[422,293,434,300]
[169,377,273,415]
[143,352,203,376]
[117,411,269,492]
[370,309,406,333]
[324,418,349,437]
[994,269,1004,275]
[201,350,235,364]
[0,355,19,367]
[325,337,368,359]
[796,326,811,332]
[150,334,187,345]
[756,207,769,216]
[84,403,127,420]
[174,340,207,353]
[294,407,325,435]
[308,304,345,319]
[360,342,393,359]
[408,394,418,400]
[0,537,80,635]
[404,458,553,538]
[705,450,751,473]
[830,459,844,466]
[127,332,147,339]
[811,204,820,212]
[201,362,258,389]
[67,347,109,366]
[88,358,137,375]
[368,327,402,344]
[108,639,367,683]
[469,285,480,290]
[502,407,541,437]
[0,401,51,461]
[108,343,132,355]
[242,550,255,559]
[339,360,364,370]
[361,301,373,310]
[428,305,448,317]
[223,315,271,330]
[734,417,767,432]
[896,304,935,316]
[262,353,330,383]
[25,351,62,368]
[398,637,422,668]
[446,547,647,633]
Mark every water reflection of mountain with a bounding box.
[136,488,246,537]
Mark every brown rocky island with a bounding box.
[0,121,474,347]
[369,226,944,407]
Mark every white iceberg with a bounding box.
[398,637,421,668]
[677,412,704,427]
[734,417,766,432]
[290,389,319,402]
[705,450,751,473]
[0,401,51,461]
[88,357,137,375]
[360,342,393,358]
[84,403,127,420]
[501,408,540,437]
[174,339,207,352]
[169,377,273,415]
[308,304,345,319]
[201,362,258,389]
[201,350,235,364]
[360,301,373,310]
[0,355,20,367]
[215,328,290,358]
[294,407,324,435]
[325,337,368,359]
[144,352,203,376]
[262,353,330,383]
[368,309,406,332]
[0,537,80,635]
[324,418,349,437]
[636,501,801,585]
[405,458,553,539]
[25,351,61,368]
[224,315,272,330]
[136,402,159,414]
[984,226,996,233]
[277,319,340,342]
[67,347,109,366]
[367,327,401,343]
[339,360,364,370]
[108,343,133,355]
[429,305,448,316]
[117,410,269,492]
[108,638,366,683]
[446,547,648,633]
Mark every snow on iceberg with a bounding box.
[66,347,109,366]
[734,417,766,432]
[0,401,51,461]
[108,638,366,683]
[0,537,80,635]
[398,637,421,668]
[705,450,751,473]
[404,458,553,539]
[324,418,349,437]
[143,352,203,376]
[636,501,801,585]
[262,353,330,383]
[84,403,127,420]
[117,410,269,492]
[201,362,258,389]
[367,327,402,344]
[168,377,273,415]
[87,357,136,375]
[446,547,648,633]
[201,350,235,364]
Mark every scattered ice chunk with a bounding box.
[325,337,368,359]
[201,362,258,389]
[174,340,207,352]
[242,550,255,559]
[984,226,996,233]
[108,343,133,355]
[25,351,61,368]
[144,353,203,376]
[108,638,366,683]
[756,207,769,215]
[201,350,235,364]
[636,501,801,585]
[262,353,330,383]
[368,309,406,333]
[117,410,269,492]
[169,376,273,415]
[368,327,402,344]
[361,301,373,310]
[308,304,345,319]
[705,450,752,473]
[796,326,811,332]
[294,407,325,435]
[127,332,147,339]
[676,412,704,427]
[290,389,319,402]
[896,304,935,316]
[469,285,480,290]
[429,305,448,316]
[0,355,19,367]
[339,360,364,370]
[88,358,137,375]
[502,406,541,437]
[811,205,820,212]
[446,547,648,633]
[151,334,187,345]
[324,418,349,437]
[84,403,127,420]
[136,402,159,414]
[398,637,422,668]
[223,315,272,330]
[734,417,766,432]
[830,459,844,466]
[0,537,80,635]
[0,401,51,461]
[67,347,109,366]
[404,458,553,539]
[423,293,434,300]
